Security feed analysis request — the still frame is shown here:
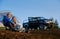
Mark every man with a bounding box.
[3,12,11,25]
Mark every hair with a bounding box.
[7,12,11,16]
[12,16,16,23]
[12,16,16,19]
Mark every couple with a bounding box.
[3,12,20,32]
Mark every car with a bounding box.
[23,17,54,32]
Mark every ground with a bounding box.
[0,29,60,39]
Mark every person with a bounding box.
[3,12,17,31]
[11,16,20,32]
[3,12,12,27]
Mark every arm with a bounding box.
[13,22,16,27]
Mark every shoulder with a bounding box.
[3,16,7,18]
[3,16,8,20]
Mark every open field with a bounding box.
[0,29,60,39]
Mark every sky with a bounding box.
[0,0,60,26]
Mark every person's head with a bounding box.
[7,12,11,18]
[12,16,16,22]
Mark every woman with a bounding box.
[12,16,20,32]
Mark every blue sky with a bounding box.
[0,0,60,26]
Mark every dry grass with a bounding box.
[0,29,60,39]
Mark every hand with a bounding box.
[14,24,16,27]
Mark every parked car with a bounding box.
[23,17,54,32]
